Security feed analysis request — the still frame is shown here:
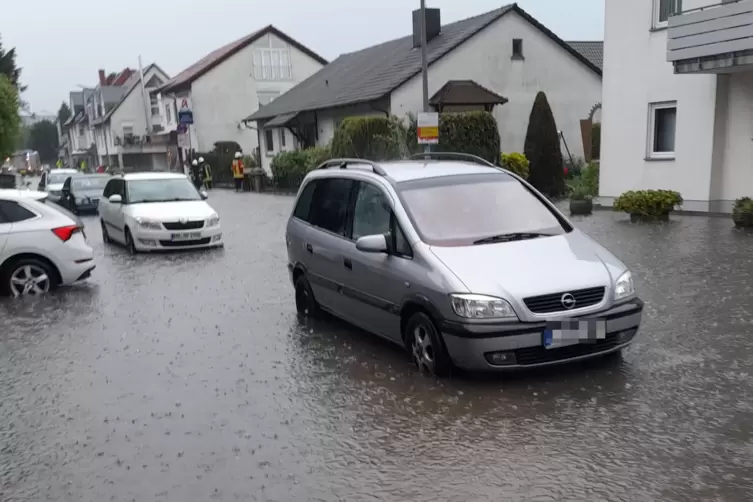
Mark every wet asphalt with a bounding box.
[2,189,753,501]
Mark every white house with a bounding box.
[245,4,604,174]
[155,25,327,158]
[90,64,174,171]
[601,0,753,213]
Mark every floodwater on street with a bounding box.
[2,188,753,501]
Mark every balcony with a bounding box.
[114,134,169,154]
[668,0,753,74]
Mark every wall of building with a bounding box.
[390,10,602,158]
[190,32,325,154]
[600,0,719,210]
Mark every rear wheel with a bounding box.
[100,219,111,244]
[1,258,56,297]
[294,274,319,318]
[124,227,138,254]
[405,312,451,377]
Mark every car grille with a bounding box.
[523,287,605,314]
[514,331,625,366]
[162,220,205,230]
[159,238,211,247]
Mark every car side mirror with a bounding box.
[108,194,122,204]
[355,234,388,254]
[200,189,208,200]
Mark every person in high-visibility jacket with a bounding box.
[202,159,213,190]
[231,152,245,192]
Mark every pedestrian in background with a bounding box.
[231,152,244,192]
[190,159,204,190]
[202,158,213,190]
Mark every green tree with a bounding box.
[0,35,25,92]
[0,75,21,158]
[28,120,59,162]
[524,91,565,197]
[58,102,72,125]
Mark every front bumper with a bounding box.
[441,298,644,371]
[131,225,224,251]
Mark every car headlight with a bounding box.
[206,214,220,227]
[134,217,162,231]
[614,271,635,301]
[450,294,518,320]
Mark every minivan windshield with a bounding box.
[397,173,567,247]
[72,177,109,190]
[48,173,72,185]
[127,178,201,204]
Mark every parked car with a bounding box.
[98,173,223,253]
[0,189,95,297]
[286,153,644,376]
[58,174,110,214]
[38,168,78,203]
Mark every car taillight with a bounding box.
[52,225,81,242]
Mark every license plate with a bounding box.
[543,319,606,349]
[171,232,201,241]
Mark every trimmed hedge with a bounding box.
[331,116,406,160]
[501,152,529,179]
[613,189,683,221]
[524,91,565,197]
[271,145,331,189]
[406,111,501,164]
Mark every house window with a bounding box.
[165,103,173,124]
[150,95,160,116]
[647,102,677,159]
[655,0,682,28]
[279,129,286,148]
[264,129,275,155]
[253,48,293,80]
[123,124,134,138]
[512,39,524,59]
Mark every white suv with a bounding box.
[0,189,95,297]
[98,173,223,253]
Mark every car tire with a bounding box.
[0,257,57,297]
[404,312,451,377]
[294,274,319,318]
[124,227,138,254]
[101,219,111,244]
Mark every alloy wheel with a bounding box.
[9,264,51,297]
[412,325,436,374]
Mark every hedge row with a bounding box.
[270,145,330,189]
[405,111,501,164]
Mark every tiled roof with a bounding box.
[429,80,508,106]
[566,41,603,71]
[159,26,327,94]
[246,4,602,123]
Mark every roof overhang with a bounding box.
[258,111,299,127]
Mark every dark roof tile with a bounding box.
[566,41,603,71]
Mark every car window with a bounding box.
[293,180,317,222]
[126,178,200,204]
[352,182,391,240]
[48,173,71,185]
[0,200,36,223]
[308,178,354,236]
[72,177,108,191]
[397,173,566,247]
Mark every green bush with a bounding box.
[405,111,501,164]
[331,116,406,161]
[270,145,331,189]
[524,91,565,197]
[592,122,601,160]
[303,144,331,168]
[501,152,529,179]
[613,189,683,219]
[732,197,753,228]
[581,162,600,196]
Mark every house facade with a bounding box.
[155,26,327,159]
[246,5,603,174]
[601,0,753,213]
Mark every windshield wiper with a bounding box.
[473,232,553,245]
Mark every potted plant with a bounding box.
[613,189,683,222]
[732,197,753,229]
[568,179,593,216]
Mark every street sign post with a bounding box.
[177,96,194,125]
[417,112,439,145]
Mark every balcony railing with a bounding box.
[668,0,753,73]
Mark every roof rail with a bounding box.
[410,152,496,168]
[316,158,387,176]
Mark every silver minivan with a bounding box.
[286,153,643,376]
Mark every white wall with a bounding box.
[190,32,324,154]
[390,10,602,158]
[600,0,718,209]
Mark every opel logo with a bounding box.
[561,293,576,310]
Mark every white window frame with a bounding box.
[264,128,275,156]
[279,128,286,148]
[253,44,293,81]
[654,0,682,29]
[647,101,677,160]
[122,123,134,138]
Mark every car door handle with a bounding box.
[343,258,352,270]
[305,243,313,254]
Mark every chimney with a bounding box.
[412,8,441,49]
[98,69,106,86]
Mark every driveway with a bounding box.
[1,190,752,501]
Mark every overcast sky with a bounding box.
[4,0,603,115]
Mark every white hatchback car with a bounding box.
[39,168,78,203]
[0,189,95,297]
[98,173,223,253]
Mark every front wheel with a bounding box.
[124,228,138,254]
[1,258,56,297]
[294,275,319,318]
[405,312,451,377]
